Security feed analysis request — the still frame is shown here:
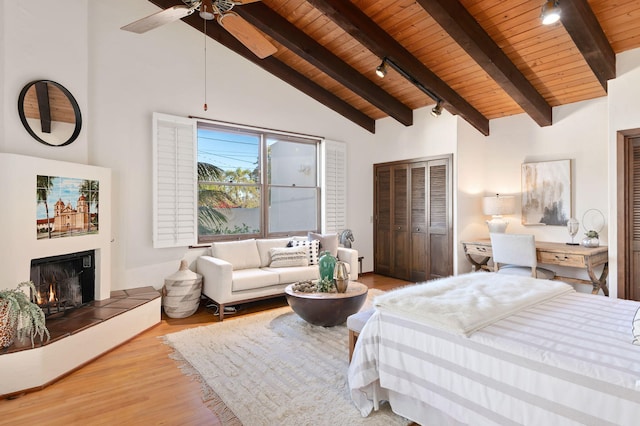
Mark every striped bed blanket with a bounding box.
[349,274,640,426]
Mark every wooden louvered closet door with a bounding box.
[629,138,640,300]
[374,155,452,281]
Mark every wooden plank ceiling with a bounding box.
[145,0,640,135]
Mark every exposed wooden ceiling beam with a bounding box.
[560,0,615,90]
[236,2,413,126]
[306,0,489,136]
[415,0,552,128]
[148,0,375,133]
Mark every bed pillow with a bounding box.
[289,239,320,265]
[633,307,640,346]
[269,247,308,268]
[308,232,339,257]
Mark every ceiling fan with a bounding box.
[121,0,277,59]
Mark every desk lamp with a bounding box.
[483,194,515,233]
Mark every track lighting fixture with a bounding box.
[540,1,561,25]
[375,60,388,78]
[431,100,443,117]
[375,56,445,118]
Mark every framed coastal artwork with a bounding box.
[36,175,99,239]
[521,159,571,226]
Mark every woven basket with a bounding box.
[162,260,202,319]
[0,300,16,348]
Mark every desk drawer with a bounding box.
[465,244,491,256]
[538,251,585,267]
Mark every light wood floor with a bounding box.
[0,274,410,425]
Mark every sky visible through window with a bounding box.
[197,128,259,173]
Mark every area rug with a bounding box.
[161,290,408,426]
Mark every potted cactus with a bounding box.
[0,281,50,348]
[582,230,600,248]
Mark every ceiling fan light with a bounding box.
[541,0,561,25]
[375,60,388,78]
[431,100,443,117]
[200,0,216,20]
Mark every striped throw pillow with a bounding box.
[269,247,308,268]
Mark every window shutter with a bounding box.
[152,113,197,248]
[321,140,347,234]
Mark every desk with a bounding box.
[462,240,609,296]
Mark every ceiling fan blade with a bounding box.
[234,0,263,4]
[121,5,194,34]
[218,12,277,59]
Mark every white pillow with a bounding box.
[269,247,308,268]
[308,232,339,257]
[633,307,640,346]
[289,239,320,265]
[211,239,261,270]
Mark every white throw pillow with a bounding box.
[289,239,320,265]
[308,232,339,257]
[211,239,261,270]
[633,307,640,346]
[269,247,308,268]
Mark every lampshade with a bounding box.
[483,194,515,233]
[482,195,515,216]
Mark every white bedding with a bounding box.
[349,277,640,426]
[373,273,574,336]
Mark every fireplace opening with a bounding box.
[30,250,95,317]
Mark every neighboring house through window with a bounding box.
[152,113,347,248]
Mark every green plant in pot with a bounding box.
[582,230,600,248]
[0,281,50,348]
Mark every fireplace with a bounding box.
[30,250,96,317]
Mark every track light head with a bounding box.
[540,0,561,25]
[431,100,443,117]
[375,60,388,78]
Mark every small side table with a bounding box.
[358,256,364,274]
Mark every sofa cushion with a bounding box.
[211,239,261,270]
[262,265,319,283]
[288,239,320,265]
[309,232,339,257]
[256,238,291,267]
[232,268,281,292]
[269,247,308,268]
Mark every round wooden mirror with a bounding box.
[18,80,82,147]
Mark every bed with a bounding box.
[348,273,640,426]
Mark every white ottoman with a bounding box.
[346,308,374,362]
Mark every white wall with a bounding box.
[2,0,637,298]
[608,48,640,299]
[86,0,375,288]
[1,0,88,163]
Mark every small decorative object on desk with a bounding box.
[334,261,349,293]
[581,209,605,248]
[162,260,202,318]
[582,230,600,248]
[0,281,49,348]
[318,250,337,282]
[567,218,579,245]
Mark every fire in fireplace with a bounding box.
[30,250,95,317]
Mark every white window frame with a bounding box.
[152,113,347,246]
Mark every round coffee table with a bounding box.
[284,282,368,327]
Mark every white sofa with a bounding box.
[197,237,359,320]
